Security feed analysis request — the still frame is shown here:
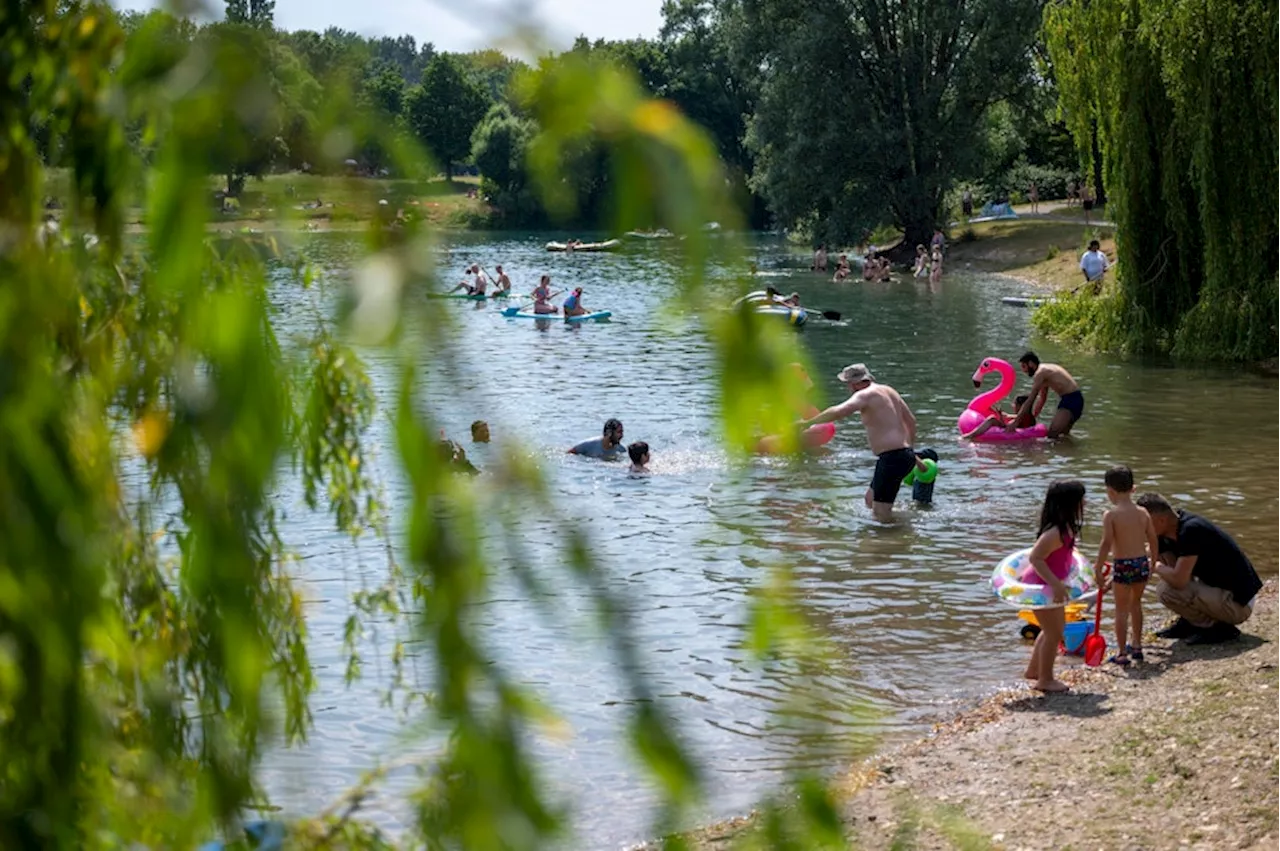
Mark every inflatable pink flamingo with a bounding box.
[957,357,1048,442]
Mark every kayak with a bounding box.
[428,291,510,300]
[625,230,675,240]
[754,305,808,327]
[545,239,622,252]
[1001,296,1056,308]
[506,309,613,323]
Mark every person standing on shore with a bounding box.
[961,188,974,219]
[1136,494,1262,644]
[1080,239,1110,291]
[797,363,923,521]
[1028,181,1039,214]
[1092,466,1159,665]
[1023,480,1087,693]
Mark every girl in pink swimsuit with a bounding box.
[1022,480,1087,693]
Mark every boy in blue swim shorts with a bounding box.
[1092,465,1160,665]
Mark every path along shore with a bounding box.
[680,581,1279,851]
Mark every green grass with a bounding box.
[42,168,488,228]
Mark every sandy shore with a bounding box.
[680,582,1278,850]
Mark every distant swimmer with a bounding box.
[568,418,626,459]
[627,441,650,474]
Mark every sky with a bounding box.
[109,0,667,55]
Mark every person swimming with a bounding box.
[627,441,650,474]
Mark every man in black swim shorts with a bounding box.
[797,363,924,521]
[1009,351,1085,439]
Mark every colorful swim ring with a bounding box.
[755,364,835,454]
[990,547,1097,609]
[756,422,835,454]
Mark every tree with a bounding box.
[1040,0,1278,359]
[471,103,531,191]
[404,54,491,179]
[356,65,407,172]
[727,0,1042,250]
[201,23,319,194]
[224,0,274,28]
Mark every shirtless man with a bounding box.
[1008,351,1084,438]
[491,264,512,295]
[449,265,488,296]
[798,363,923,520]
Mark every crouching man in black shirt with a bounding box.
[1136,494,1263,645]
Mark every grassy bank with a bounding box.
[45,170,491,231]
[676,582,1278,850]
[945,209,1116,291]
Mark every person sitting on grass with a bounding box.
[627,441,650,474]
[963,395,1037,439]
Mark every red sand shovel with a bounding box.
[1083,564,1110,667]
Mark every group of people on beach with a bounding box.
[1020,471,1259,692]
[450,265,593,316]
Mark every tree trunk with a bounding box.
[444,162,453,181]
[1090,121,1106,206]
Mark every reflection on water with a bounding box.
[263,233,1278,848]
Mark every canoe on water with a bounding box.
[505,309,613,323]
[1001,296,1056,308]
[545,239,622,252]
[428,291,511,300]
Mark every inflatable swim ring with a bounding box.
[959,357,1048,442]
[990,547,1097,609]
[755,363,836,454]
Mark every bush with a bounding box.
[990,160,1076,203]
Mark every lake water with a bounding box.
[261,232,1278,848]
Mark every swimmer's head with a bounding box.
[470,420,490,443]
[603,418,624,441]
[628,441,649,466]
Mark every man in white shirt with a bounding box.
[1079,240,1109,286]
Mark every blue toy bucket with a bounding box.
[1062,621,1095,655]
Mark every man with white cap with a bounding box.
[797,363,922,520]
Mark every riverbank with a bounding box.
[678,581,1278,850]
[945,212,1116,292]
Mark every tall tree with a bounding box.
[728,0,1041,249]
[404,54,491,179]
[1043,0,1278,359]
[224,0,274,28]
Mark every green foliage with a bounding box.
[1,3,855,850]
[405,55,492,178]
[1043,0,1279,360]
[225,0,275,28]
[732,0,1043,248]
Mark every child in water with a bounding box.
[627,441,650,474]
[913,244,929,278]
[1023,480,1087,693]
[962,395,1036,439]
[1092,465,1159,665]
